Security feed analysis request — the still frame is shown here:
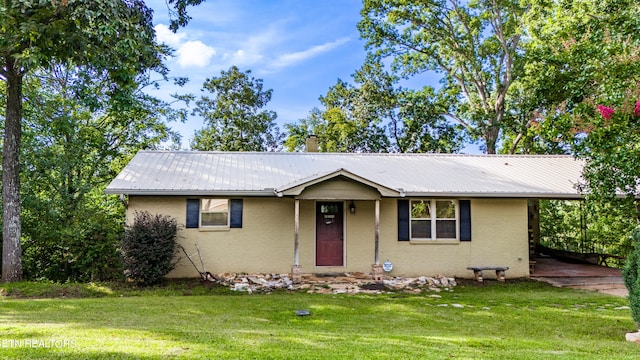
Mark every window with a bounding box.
[410,200,458,240]
[200,199,229,227]
[319,204,339,224]
[186,198,243,229]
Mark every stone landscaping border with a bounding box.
[209,272,457,294]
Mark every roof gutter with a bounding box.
[105,189,586,200]
[401,192,585,199]
[104,189,280,197]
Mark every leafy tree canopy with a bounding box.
[15,63,185,281]
[1,0,201,282]
[191,66,283,151]
[358,0,526,154]
[284,59,463,153]
[502,0,640,155]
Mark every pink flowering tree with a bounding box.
[595,101,640,120]
[597,105,615,120]
[581,93,640,201]
[581,93,640,333]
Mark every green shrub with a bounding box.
[22,197,124,282]
[623,226,640,327]
[120,211,179,285]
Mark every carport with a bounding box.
[531,256,627,297]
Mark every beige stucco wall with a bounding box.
[128,196,295,277]
[376,198,529,279]
[296,179,380,200]
[127,195,529,279]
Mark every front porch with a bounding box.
[281,169,397,282]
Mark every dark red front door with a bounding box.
[316,202,344,266]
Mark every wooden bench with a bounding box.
[466,266,509,282]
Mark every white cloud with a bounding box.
[219,27,281,69]
[272,37,351,69]
[176,41,217,68]
[154,24,217,68]
[154,24,186,47]
[223,49,264,67]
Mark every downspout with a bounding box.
[119,194,129,209]
[119,194,129,224]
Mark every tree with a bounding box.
[287,78,390,153]
[15,63,183,281]
[512,0,640,196]
[191,66,282,151]
[358,0,526,154]
[284,59,463,153]
[392,86,465,154]
[503,0,640,155]
[580,93,640,202]
[0,0,201,282]
[491,1,640,263]
[539,199,637,258]
[540,88,640,260]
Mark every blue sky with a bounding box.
[147,0,464,151]
[148,0,369,148]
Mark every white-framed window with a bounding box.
[410,199,458,240]
[200,198,230,227]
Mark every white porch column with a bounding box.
[291,199,302,283]
[374,198,380,265]
[372,199,383,281]
[294,198,300,265]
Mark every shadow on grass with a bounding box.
[0,281,637,359]
[0,278,232,299]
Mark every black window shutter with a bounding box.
[459,200,471,241]
[398,199,410,241]
[230,199,243,228]
[186,199,200,228]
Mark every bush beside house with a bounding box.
[120,211,179,285]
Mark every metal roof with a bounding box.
[105,151,586,199]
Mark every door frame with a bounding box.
[314,200,346,267]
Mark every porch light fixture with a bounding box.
[349,201,356,214]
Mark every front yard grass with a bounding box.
[0,280,638,359]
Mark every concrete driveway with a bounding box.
[531,256,628,297]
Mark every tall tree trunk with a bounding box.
[485,126,500,154]
[2,56,23,282]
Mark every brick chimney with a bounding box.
[305,135,318,152]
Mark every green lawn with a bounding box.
[0,280,638,359]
